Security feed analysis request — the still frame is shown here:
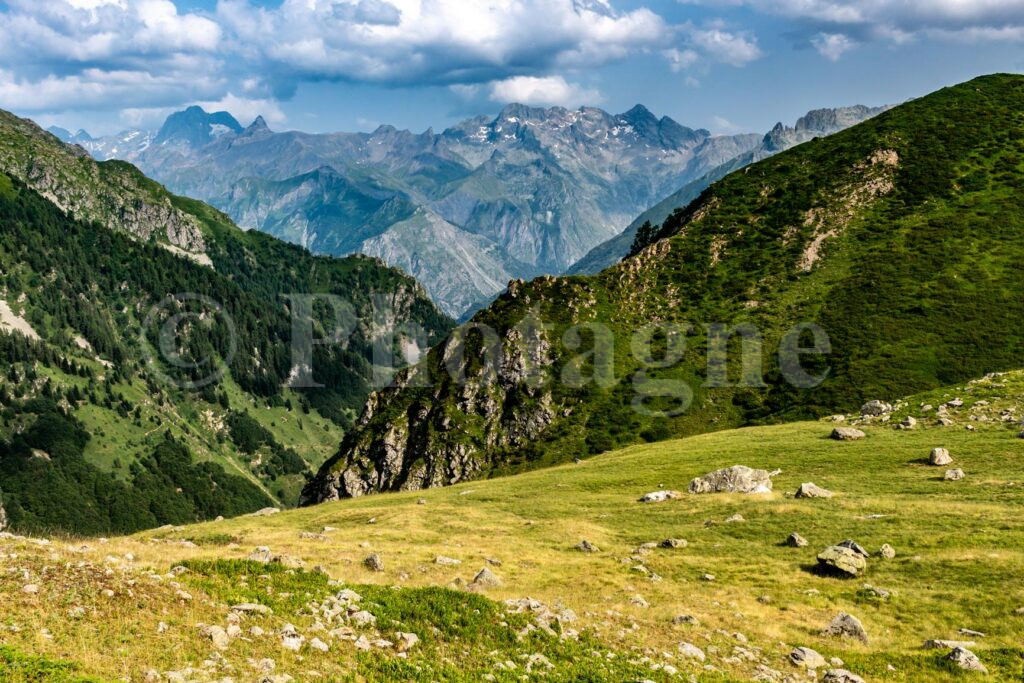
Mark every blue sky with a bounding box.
[2,0,1023,137]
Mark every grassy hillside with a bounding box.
[306,73,1024,500]
[2,372,1022,680]
[0,110,453,533]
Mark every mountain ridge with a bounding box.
[302,73,1024,502]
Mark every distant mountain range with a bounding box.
[64,103,884,317]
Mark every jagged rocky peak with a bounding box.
[155,105,244,148]
[764,104,891,152]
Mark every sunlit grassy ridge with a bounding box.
[2,373,1023,680]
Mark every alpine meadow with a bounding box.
[1,2,1024,682]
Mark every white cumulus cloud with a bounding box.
[812,32,857,60]
[487,76,602,107]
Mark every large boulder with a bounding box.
[817,546,867,577]
[688,465,775,494]
[831,427,866,441]
[860,400,893,417]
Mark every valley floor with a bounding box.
[2,374,1024,681]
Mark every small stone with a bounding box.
[701,573,716,582]
[280,624,304,651]
[435,555,461,566]
[929,447,953,466]
[831,427,866,441]
[948,646,987,673]
[878,544,896,559]
[795,482,833,498]
[822,670,866,683]
[823,612,869,643]
[923,639,977,650]
[897,416,917,430]
[470,567,501,588]
[202,625,230,650]
[677,642,706,661]
[639,490,682,503]
[232,603,273,615]
[250,507,281,517]
[789,646,827,669]
[575,540,599,553]
[363,553,384,572]
[959,628,986,638]
[945,468,965,481]
[629,595,649,608]
[22,584,38,594]
[672,615,699,626]
[660,538,687,549]
[725,514,745,523]
[786,532,809,547]
[395,632,419,652]
[248,546,273,563]
[309,637,329,652]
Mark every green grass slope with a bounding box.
[306,73,1024,500]
[2,371,1022,680]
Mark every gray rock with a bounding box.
[823,612,869,643]
[786,532,809,547]
[672,614,699,625]
[822,670,866,683]
[944,469,966,481]
[789,646,827,669]
[575,540,599,553]
[677,642,705,661]
[470,567,502,588]
[688,465,775,494]
[924,639,976,650]
[248,547,273,563]
[363,553,384,572]
[878,544,896,559]
[638,490,682,503]
[831,427,866,441]
[795,482,833,498]
[861,400,893,416]
[434,555,461,566]
[232,603,273,615]
[938,417,956,426]
[897,416,917,430]
[202,625,230,650]
[660,538,688,549]
[929,447,953,466]
[817,546,867,576]
[250,507,281,517]
[948,646,987,673]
